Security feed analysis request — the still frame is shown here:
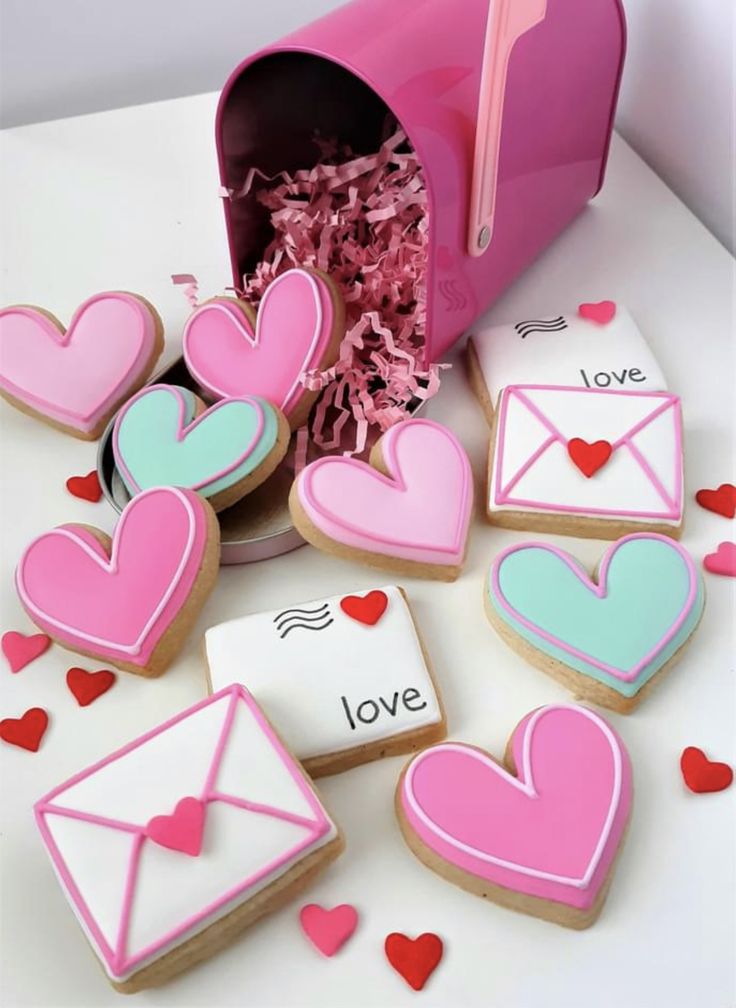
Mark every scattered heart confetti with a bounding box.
[2,631,51,673]
[145,797,206,856]
[385,932,443,991]
[567,438,613,478]
[703,541,736,577]
[0,707,49,752]
[340,590,389,626]
[66,667,116,707]
[695,484,736,519]
[680,747,733,793]
[578,300,617,325]
[299,904,358,957]
[66,470,102,503]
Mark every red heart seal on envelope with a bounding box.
[567,438,613,477]
[578,300,617,325]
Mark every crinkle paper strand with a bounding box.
[227,122,444,456]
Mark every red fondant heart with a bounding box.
[681,747,733,794]
[695,483,736,519]
[299,904,358,957]
[567,438,613,478]
[340,590,389,626]
[66,471,102,503]
[146,797,206,856]
[578,300,617,325]
[385,933,443,991]
[1,631,51,673]
[0,707,49,752]
[66,667,116,706]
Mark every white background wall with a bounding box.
[0,0,734,252]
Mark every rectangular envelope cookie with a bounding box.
[34,685,343,992]
[204,585,446,777]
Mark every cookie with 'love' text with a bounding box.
[204,585,446,776]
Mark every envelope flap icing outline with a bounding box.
[34,686,332,979]
[494,385,682,519]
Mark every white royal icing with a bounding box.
[204,585,442,761]
[471,305,667,407]
[489,386,683,525]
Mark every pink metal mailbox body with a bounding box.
[216,0,626,364]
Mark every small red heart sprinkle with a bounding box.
[299,904,359,957]
[340,590,389,626]
[695,484,736,519]
[578,300,617,325]
[567,438,613,478]
[66,471,102,503]
[385,933,443,991]
[2,631,51,673]
[680,747,733,794]
[66,667,116,707]
[703,541,736,577]
[0,708,49,752]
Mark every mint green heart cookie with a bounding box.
[112,384,286,511]
[486,534,704,708]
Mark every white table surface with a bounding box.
[1,93,735,1008]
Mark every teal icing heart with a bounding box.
[487,534,704,697]
[113,384,280,500]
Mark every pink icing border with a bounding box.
[0,294,157,432]
[296,419,473,565]
[34,684,332,980]
[400,705,630,907]
[182,269,333,412]
[489,533,699,682]
[112,385,267,494]
[15,487,206,662]
[492,385,683,520]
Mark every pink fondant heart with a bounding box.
[401,706,631,907]
[299,904,358,956]
[15,487,210,667]
[0,293,159,433]
[1,631,51,673]
[578,300,617,325]
[296,419,473,568]
[182,268,337,417]
[703,541,736,577]
[145,797,205,856]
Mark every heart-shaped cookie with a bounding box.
[290,419,474,582]
[486,534,704,712]
[397,705,632,926]
[0,293,163,439]
[182,268,344,430]
[16,486,219,677]
[113,384,289,512]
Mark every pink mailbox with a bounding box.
[216,0,626,365]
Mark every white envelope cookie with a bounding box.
[204,586,446,776]
[34,685,343,992]
[486,385,684,539]
[467,301,667,419]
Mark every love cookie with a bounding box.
[0,293,163,439]
[182,268,344,430]
[289,419,474,582]
[485,533,704,713]
[397,704,632,928]
[113,384,289,512]
[16,486,220,677]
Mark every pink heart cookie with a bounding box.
[290,419,474,582]
[397,705,632,927]
[0,293,163,439]
[15,486,219,677]
[182,268,344,430]
[146,797,206,856]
